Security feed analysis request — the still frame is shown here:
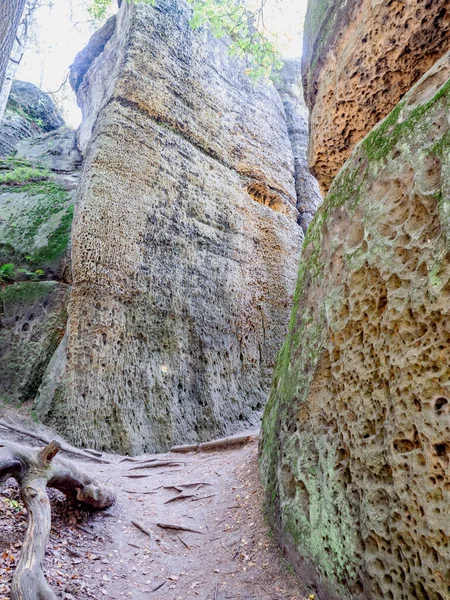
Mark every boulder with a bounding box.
[0,80,64,157]
[261,53,450,600]
[35,0,308,454]
[302,0,450,193]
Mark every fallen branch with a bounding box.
[177,535,190,549]
[151,581,166,592]
[164,492,196,504]
[170,432,258,453]
[192,494,217,501]
[0,420,110,464]
[0,439,116,600]
[128,461,184,471]
[156,522,204,534]
[123,489,157,494]
[131,520,152,538]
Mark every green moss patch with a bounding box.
[0,157,74,276]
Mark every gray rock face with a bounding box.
[36,0,305,454]
[0,80,64,157]
[8,80,64,132]
[0,282,69,404]
[69,15,117,94]
[0,127,80,406]
[275,60,322,232]
[15,128,82,174]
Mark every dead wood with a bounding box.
[151,580,166,592]
[177,535,190,549]
[156,522,204,534]
[127,461,184,470]
[164,492,196,503]
[192,494,217,501]
[0,439,116,600]
[131,520,152,538]
[0,420,110,464]
[170,433,258,453]
[123,489,157,494]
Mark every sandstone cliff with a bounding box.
[261,53,450,600]
[275,59,322,232]
[34,0,318,454]
[302,0,450,193]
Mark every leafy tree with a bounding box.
[89,0,282,78]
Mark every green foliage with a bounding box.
[0,263,46,283]
[89,0,281,79]
[3,498,22,512]
[190,0,282,79]
[0,263,15,281]
[0,157,50,185]
[89,0,154,19]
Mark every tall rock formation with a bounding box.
[302,0,450,193]
[35,0,315,454]
[261,53,450,600]
[275,59,322,232]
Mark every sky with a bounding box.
[16,0,308,128]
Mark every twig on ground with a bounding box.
[151,581,166,592]
[156,522,204,534]
[177,535,190,549]
[131,520,152,538]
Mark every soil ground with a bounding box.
[0,405,312,600]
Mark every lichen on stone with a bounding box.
[261,53,450,600]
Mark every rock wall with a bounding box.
[0,80,64,158]
[261,54,450,600]
[275,59,322,232]
[302,0,450,193]
[35,0,311,454]
[0,124,81,404]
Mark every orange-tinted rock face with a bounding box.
[261,54,450,600]
[302,0,450,193]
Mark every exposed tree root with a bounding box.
[170,432,258,453]
[0,440,116,600]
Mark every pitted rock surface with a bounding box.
[302,0,450,193]
[0,282,69,404]
[36,0,304,454]
[261,53,450,600]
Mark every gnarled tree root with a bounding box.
[0,440,116,600]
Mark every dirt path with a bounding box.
[0,411,310,600]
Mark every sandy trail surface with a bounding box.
[0,409,309,600]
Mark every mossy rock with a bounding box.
[0,156,75,279]
[261,54,450,599]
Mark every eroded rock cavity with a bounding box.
[35,0,311,454]
[261,53,450,600]
[302,0,450,193]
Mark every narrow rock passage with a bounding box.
[0,420,308,600]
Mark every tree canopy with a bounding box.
[89,0,282,79]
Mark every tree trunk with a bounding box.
[0,0,27,100]
[0,440,116,600]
